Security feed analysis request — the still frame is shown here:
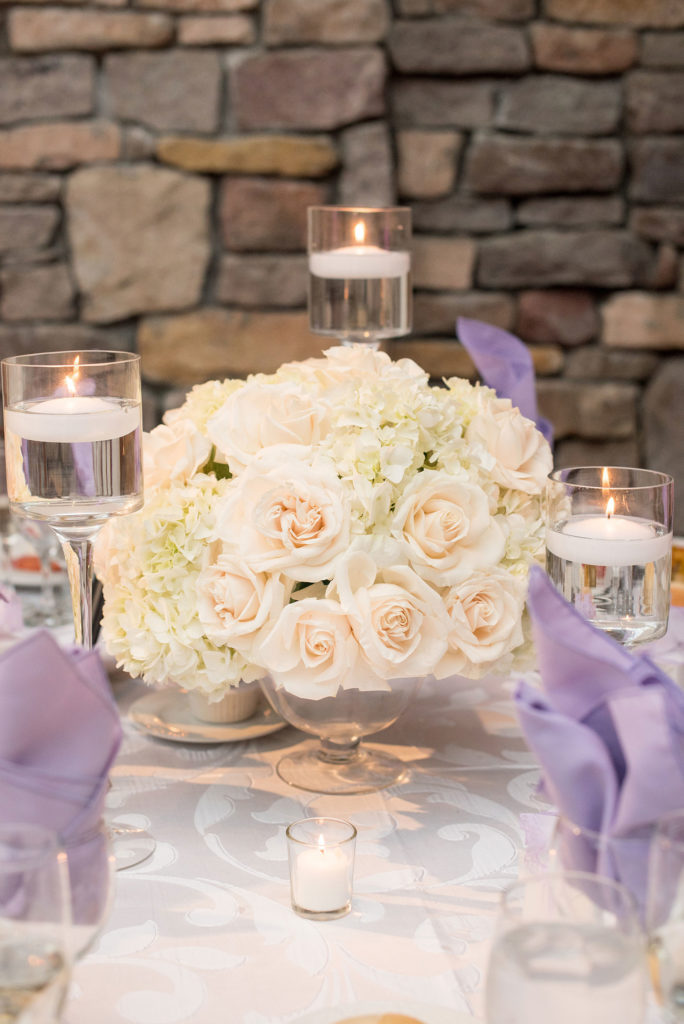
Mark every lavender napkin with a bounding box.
[456,317,553,445]
[0,630,122,844]
[515,566,684,908]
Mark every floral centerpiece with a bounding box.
[95,346,552,702]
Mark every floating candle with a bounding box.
[309,246,410,280]
[546,514,672,567]
[5,396,137,444]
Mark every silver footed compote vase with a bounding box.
[260,673,422,795]
[307,205,412,351]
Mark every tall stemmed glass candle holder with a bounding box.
[308,206,411,350]
[1,351,143,648]
[545,466,673,647]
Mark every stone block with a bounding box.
[631,207,684,247]
[531,24,637,74]
[0,204,58,254]
[397,130,461,199]
[105,50,221,133]
[67,165,211,323]
[0,323,133,361]
[649,243,678,290]
[0,173,61,202]
[0,121,120,170]
[0,262,74,320]
[565,346,658,380]
[641,31,684,67]
[602,292,684,350]
[388,17,529,74]
[554,438,640,470]
[516,196,624,228]
[121,126,156,161]
[137,0,257,9]
[219,177,327,251]
[231,48,386,131]
[479,231,654,289]
[0,55,94,125]
[626,71,684,132]
[216,254,307,307]
[543,0,684,28]
[392,78,495,128]
[630,139,684,203]
[396,0,532,14]
[412,236,475,291]
[8,8,173,51]
[390,339,476,378]
[413,195,512,234]
[496,75,621,134]
[263,0,390,44]
[413,291,515,335]
[464,135,623,195]
[338,121,394,206]
[138,309,325,385]
[517,289,598,347]
[537,379,638,441]
[177,14,255,44]
[644,358,684,534]
[157,134,338,177]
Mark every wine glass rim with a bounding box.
[548,466,674,490]
[2,350,140,368]
[502,868,640,914]
[308,205,412,214]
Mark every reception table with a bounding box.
[66,612,684,1024]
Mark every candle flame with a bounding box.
[353,221,365,244]
[606,496,615,519]
[602,467,610,489]
[65,356,80,397]
[317,834,326,854]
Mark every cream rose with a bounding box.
[333,552,449,679]
[196,554,290,653]
[257,598,364,699]
[215,451,351,582]
[207,379,327,475]
[466,399,552,495]
[143,418,211,490]
[434,569,526,678]
[391,471,506,586]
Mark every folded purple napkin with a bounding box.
[515,566,684,908]
[457,317,553,445]
[0,630,122,844]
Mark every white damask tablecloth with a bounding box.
[65,611,684,1024]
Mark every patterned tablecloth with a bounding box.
[65,610,684,1024]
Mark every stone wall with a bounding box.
[1,0,683,527]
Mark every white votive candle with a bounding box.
[286,817,356,920]
[546,514,672,567]
[5,396,137,443]
[309,245,410,280]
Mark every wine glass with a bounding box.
[545,466,674,648]
[1,351,143,649]
[485,871,648,1024]
[307,206,412,350]
[0,822,72,1023]
[645,810,684,1020]
[62,821,115,961]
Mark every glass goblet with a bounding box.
[307,205,412,350]
[645,810,684,1020]
[545,466,674,648]
[0,822,72,1023]
[485,871,647,1024]
[1,350,143,649]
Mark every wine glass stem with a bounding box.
[57,534,94,649]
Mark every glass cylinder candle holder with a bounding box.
[545,466,673,648]
[307,206,412,349]
[286,817,357,921]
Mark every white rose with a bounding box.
[391,471,506,586]
[466,400,552,495]
[197,554,290,653]
[215,451,351,582]
[143,418,211,490]
[332,552,449,679]
[207,379,328,475]
[257,598,365,699]
[434,569,526,678]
